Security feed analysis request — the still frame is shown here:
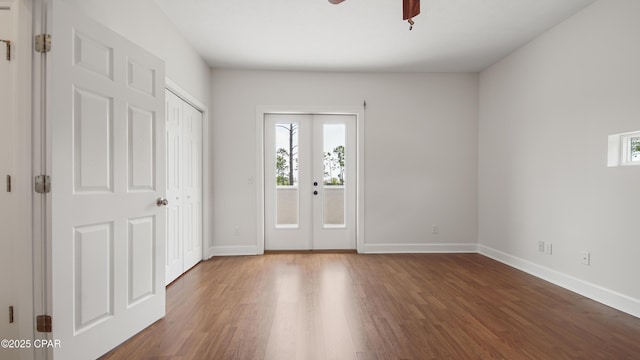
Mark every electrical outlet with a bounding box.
[581,251,590,266]
[432,225,439,234]
[544,243,552,255]
[233,226,240,236]
[538,241,545,252]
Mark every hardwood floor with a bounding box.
[100,254,640,359]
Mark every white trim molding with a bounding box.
[479,245,640,319]
[362,243,479,254]
[207,245,261,257]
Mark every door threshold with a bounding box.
[264,249,357,255]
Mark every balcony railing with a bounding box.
[275,186,345,227]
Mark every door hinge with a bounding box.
[36,315,52,333]
[6,175,10,192]
[34,175,51,194]
[9,306,14,323]
[0,39,10,61]
[35,34,51,53]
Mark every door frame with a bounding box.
[32,0,51,358]
[165,78,210,262]
[2,1,38,359]
[256,106,365,254]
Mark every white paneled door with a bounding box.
[165,89,203,285]
[265,114,356,250]
[49,1,166,359]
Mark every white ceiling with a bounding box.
[154,0,596,72]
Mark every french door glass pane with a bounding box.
[275,123,299,226]
[323,124,346,226]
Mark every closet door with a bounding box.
[165,89,203,285]
[182,102,203,271]
[165,90,184,284]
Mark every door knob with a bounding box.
[313,191,318,195]
[156,198,169,207]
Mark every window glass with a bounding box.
[275,123,299,226]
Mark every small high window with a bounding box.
[631,136,640,162]
[608,131,640,167]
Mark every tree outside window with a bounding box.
[324,145,345,185]
[275,123,298,185]
[276,148,289,185]
[632,137,640,161]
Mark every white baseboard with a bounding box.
[207,243,478,256]
[361,243,479,254]
[205,245,260,258]
[478,245,640,319]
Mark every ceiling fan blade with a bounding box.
[403,0,420,20]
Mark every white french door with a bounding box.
[47,1,166,358]
[265,114,356,250]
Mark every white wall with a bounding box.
[479,0,640,316]
[210,70,478,254]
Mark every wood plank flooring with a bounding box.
[100,253,640,359]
